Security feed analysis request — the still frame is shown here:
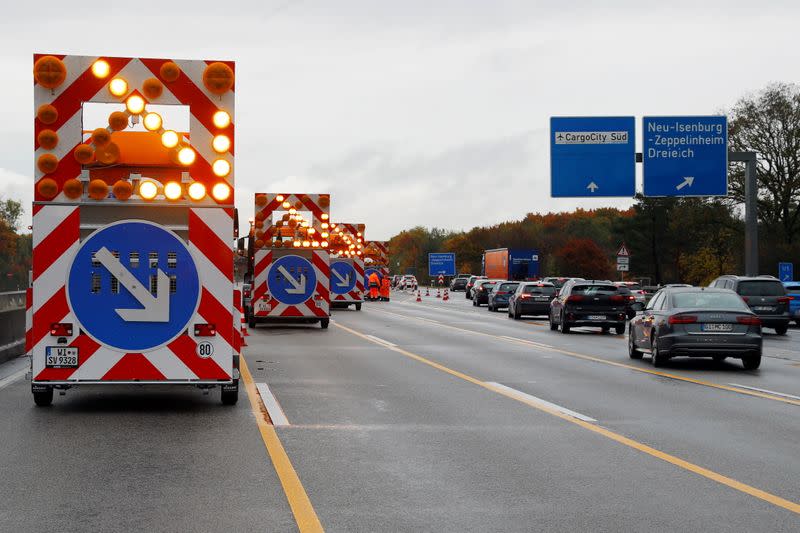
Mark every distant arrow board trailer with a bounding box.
[330,257,365,310]
[251,249,331,328]
[643,116,728,196]
[29,54,238,406]
[550,117,636,197]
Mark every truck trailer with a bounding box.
[483,248,540,281]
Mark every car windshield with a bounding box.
[672,291,749,310]
[496,283,518,292]
[572,285,618,295]
[523,285,555,295]
[737,281,786,296]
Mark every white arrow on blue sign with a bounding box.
[268,255,316,305]
[330,261,357,294]
[67,220,200,352]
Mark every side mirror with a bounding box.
[631,302,644,312]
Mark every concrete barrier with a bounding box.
[0,291,26,364]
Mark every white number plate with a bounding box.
[753,306,773,312]
[703,323,733,332]
[587,315,606,320]
[256,301,271,313]
[45,346,78,368]
[534,297,550,301]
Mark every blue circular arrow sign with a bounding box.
[268,255,316,305]
[330,261,357,294]
[67,221,200,352]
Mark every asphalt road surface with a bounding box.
[1,288,799,532]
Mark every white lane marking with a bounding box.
[728,384,800,401]
[365,335,397,347]
[255,382,290,426]
[485,382,597,422]
[414,316,441,324]
[500,336,554,349]
[0,368,28,391]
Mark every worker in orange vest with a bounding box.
[380,276,391,301]
[368,272,380,301]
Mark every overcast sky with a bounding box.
[2,1,799,239]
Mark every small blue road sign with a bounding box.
[779,262,793,282]
[428,253,456,276]
[67,220,200,352]
[550,116,636,197]
[643,116,728,196]
[268,255,316,305]
[330,260,357,294]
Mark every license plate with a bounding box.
[45,346,78,368]
[702,323,733,332]
[534,297,549,301]
[587,315,606,320]
[753,306,773,312]
[256,301,270,313]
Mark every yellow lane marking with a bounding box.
[240,356,324,532]
[334,322,800,515]
[366,307,800,407]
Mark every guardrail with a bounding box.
[0,290,26,364]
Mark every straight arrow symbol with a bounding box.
[95,247,170,322]
[587,181,599,193]
[278,265,307,294]
[676,176,695,190]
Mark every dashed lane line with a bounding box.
[255,382,291,426]
[240,356,323,532]
[728,384,800,401]
[334,321,800,516]
[0,368,27,391]
[485,382,597,422]
[365,306,800,407]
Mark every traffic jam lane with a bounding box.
[349,302,800,508]
[245,315,799,530]
[0,358,298,533]
[393,291,800,400]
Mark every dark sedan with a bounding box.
[450,276,469,291]
[508,282,556,319]
[487,281,519,311]
[628,287,762,369]
[472,280,498,306]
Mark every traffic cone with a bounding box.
[241,313,250,336]
[425,287,430,296]
[416,291,422,302]
[443,289,449,301]
[436,288,441,298]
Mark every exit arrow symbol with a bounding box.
[676,176,694,190]
[332,269,351,288]
[95,247,170,322]
[587,181,599,193]
[278,265,307,294]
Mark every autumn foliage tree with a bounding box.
[554,238,613,280]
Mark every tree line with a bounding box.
[0,198,31,292]
[389,83,800,286]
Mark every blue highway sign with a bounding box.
[330,261,357,294]
[428,253,456,276]
[779,262,793,282]
[550,116,636,197]
[643,116,728,196]
[268,255,316,305]
[67,220,200,352]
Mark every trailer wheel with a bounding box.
[33,387,53,407]
[355,303,362,311]
[248,315,256,329]
[221,381,239,405]
[320,318,330,329]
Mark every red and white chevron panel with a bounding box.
[331,258,365,304]
[253,193,331,245]
[30,207,234,383]
[34,54,235,204]
[252,249,330,319]
[364,240,389,266]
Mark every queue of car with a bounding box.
[446,271,795,372]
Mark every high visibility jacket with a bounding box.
[380,278,390,297]
[368,273,380,288]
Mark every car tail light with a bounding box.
[194,323,217,336]
[777,296,791,304]
[519,294,532,299]
[567,295,584,303]
[741,296,749,303]
[610,295,625,303]
[737,316,762,326]
[668,315,697,325]
[627,295,635,301]
[244,290,251,298]
[50,323,73,336]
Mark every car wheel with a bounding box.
[560,313,570,334]
[513,306,521,320]
[320,318,330,329]
[742,354,761,370]
[614,324,625,335]
[33,387,54,407]
[712,355,726,363]
[248,316,256,329]
[549,311,558,330]
[651,337,668,367]
[221,381,239,405]
[628,328,643,359]
[774,325,788,336]
[355,303,362,311]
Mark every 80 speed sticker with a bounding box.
[196,341,214,359]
